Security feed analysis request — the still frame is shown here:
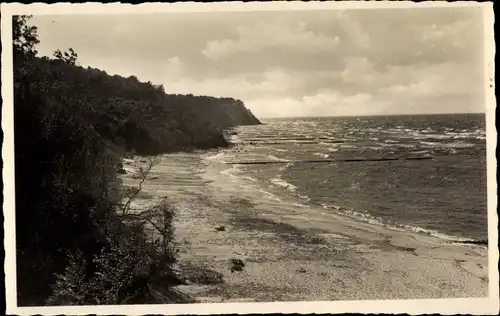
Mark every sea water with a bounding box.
[208,114,488,242]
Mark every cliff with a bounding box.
[16,56,261,156]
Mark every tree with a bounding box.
[153,84,165,93]
[53,48,79,66]
[13,15,40,58]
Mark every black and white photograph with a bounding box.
[1,2,498,315]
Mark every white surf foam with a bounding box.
[266,154,289,162]
[320,202,480,244]
[340,144,355,148]
[420,141,475,148]
[270,177,297,192]
[206,152,227,162]
[411,150,431,155]
[270,162,297,193]
[313,152,330,159]
[297,193,312,202]
[398,143,417,148]
[219,165,282,202]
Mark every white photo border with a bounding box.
[1,2,497,315]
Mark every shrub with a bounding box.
[48,203,182,305]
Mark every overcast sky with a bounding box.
[31,7,485,118]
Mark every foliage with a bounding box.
[13,15,40,58]
[53,48,79,66]
[48,216,181,305]
[139,199,177,261]
[15,55,259,156]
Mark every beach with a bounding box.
[121,151,488,302]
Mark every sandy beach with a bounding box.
[121,152,489,303]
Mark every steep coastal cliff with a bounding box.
[18,57,260,156]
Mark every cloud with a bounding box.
[341,57,377,85]
[378,62,484,109]
[246,90,382,118]
[202,19,340,60]
[162,66,344,100]
[354,8,484,69]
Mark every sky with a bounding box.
[31,7,486,118]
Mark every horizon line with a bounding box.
[256,112,486,120]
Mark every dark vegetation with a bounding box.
[13,15,260,306]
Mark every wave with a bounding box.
[218,118,486,247]
[380,143,398,147]
[297,193,312,202]
[313,152,330,159]
[365,146,385,151]
[251,187,283,202]
[228,134,242,144]
[273,148,289,152]
[219,154,484,246]
[397,143,417,148]
[426,135,458,140]
[270,177,297,192]
[420,141,475,148]
[227,166,485,245]
[270,162,297,193]
[206,151,229,163]
[411,150,431,155]
[242,139,345,146]
[266,154,289,162]
[220,165,282,201]
[219,165,241,181]
[421,128,437,134]
[371,130,485,143]
[320,203,482,245]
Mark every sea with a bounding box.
[207,113,488,242]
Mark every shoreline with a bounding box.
[210,149,488,246]
[121,151,489,302]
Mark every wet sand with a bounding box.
[121,152,489,302]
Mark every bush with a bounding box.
[48,217,180,305]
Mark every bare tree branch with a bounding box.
[121,156,159,216]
